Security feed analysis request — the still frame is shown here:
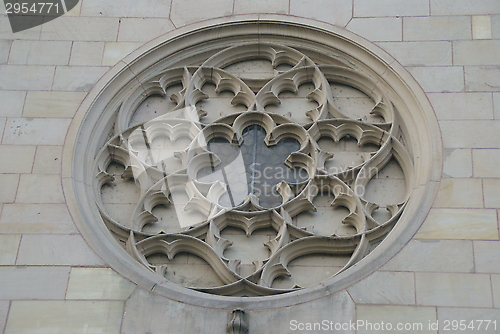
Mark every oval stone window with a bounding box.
[66,19,441,304]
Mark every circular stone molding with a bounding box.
[64,17,441,309]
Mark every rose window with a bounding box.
[91,42,415,297]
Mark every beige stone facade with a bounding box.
[1,0,500,333]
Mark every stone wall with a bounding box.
[0,1,499,333]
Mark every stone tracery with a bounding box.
[93,42,413,296]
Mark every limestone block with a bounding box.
[3,118,71,145]
[443,149,472,177]
[407,66,464,93]
[118,18,175,42]
[415,209,498,240]
[235,0,288,14]
[440,120,500,148]
[290,0,352,27]
[429,93,493,120]
[0,301,8,334]
[346,18,402,42]
[495,93,500,118]
[70,42,105,66]
[16,174,65,203]
[473,149,500,177]
[347,271,415,305]
[53,66,109,91]
[0,145,35,173]
[122,287,228,334]
[250,291,355,334]
[437,307,500,333]
[5,301,124,334]
[24,91,87,118]
[356,305,436,334]
[433,178,483,208]
[493,275,500,308]
[16,234,105,265]
[376,42,452,66]
[493,15,500,39]
[473,241,500,273]
[416,273,493,307]
[430,0,500,15]
[66,268,136,300]
[33,145,63,174]
[465,66,500,92]
[170,0,233,27]
[81,0,171,17]
[0,174,19,202]
[0,65,54,90]
[454,40,500,65]
[0,14,41,40]
[9,40,71,65]
[483,179,500,208]
[0,90,25,117]
[0,266,70,299]
[354,0,429,17]
[472,15,492,39]
[0,40,9,64]
[0,234,21,264]
[0,204,78,233]
[40,17,120,41]
[383,239,474,273]
[103,42,143,66]
[404,16,471,41]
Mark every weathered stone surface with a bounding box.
[16,234,105,265]
[483,179,500,207]
[465,66,500,92]
[433,178,483,208]
[9,40,71,65]
[377,42,452,66]
[235,0,288,14]
[0,90,26,117]
[355,0,429,17]
[0,234,21,265]
[5,301,124,334]
[250,291,355,334]
[16,174,65,204]
[429,93,493,120]
[24,91,86,118]
[0,204,78,234]
[416,273,493,307]
[437,307,500,333]
[118,18,175,42]
[474,240,500,273]
[290,0,352,26]
[66,268,136,300]
[443,149,472,177]
[408,67,464,93]
[383,239,474,273]
[53,66,109,91]
[356,305,436,334]
[473,149,500,177]
[415,209,498,240]
[121,287,228,334]
[170,0,233,26]
[440,121,500,148]
[347,271,415,305]
[3,118,71,145]
[0,266,70,299]
[0,145,36,173]
[404,16,471,41]
[347,18,402,42]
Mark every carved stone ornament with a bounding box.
[66,19,441,306]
